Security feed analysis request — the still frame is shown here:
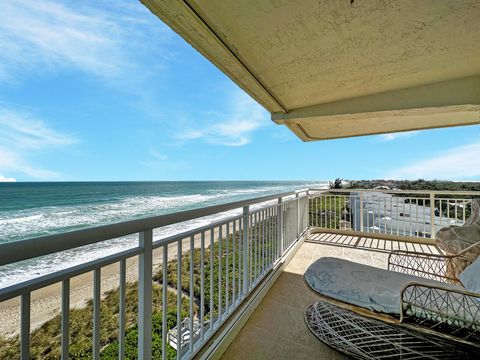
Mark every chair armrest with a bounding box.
[388,240,480,283]
[400,281,480,342]
[388,251,458,283]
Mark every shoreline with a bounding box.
[0,225,231,337]
[0,251,148,337]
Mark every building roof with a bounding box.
[142,0,480,141]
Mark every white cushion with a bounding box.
[305,257,462,315]
[460,256,480,294]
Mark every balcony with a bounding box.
[0,189,477,360]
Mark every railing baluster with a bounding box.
[389,196,393,235]
[21,292,30,360]
[138,230,153,360]
[366,195,370,232]
[189,235,194,353]
[232,221,236,306]
[93,268,101,360]
[226,222,230,311]
[296,194,300,236]
[200,232,205,341]
[359,192,364,232]
[209,227,214,330]
[119,259,126,360]
[439,198,443,225]
[249,214,253,286]
[384,196,387,234]
[177,239,182,360]
[162,246,168,360]
[277,198,283,257]
[455,200,458,223]
[409,198,413,236]
[415,198,419,237]
[430,193,435,238]
[447,199,450,223]
[61,279,70,360]
[242,206,249,296]
[262,210,266,274]
[218,225,222,321]
[319,194,322,228]
[268,208,275,268]
[253,213,257,282]
[238,218,242,299]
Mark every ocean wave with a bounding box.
[0,214,43,225]
[0,181,328,287]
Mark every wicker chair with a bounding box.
[304,241,480,360]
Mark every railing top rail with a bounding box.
[0,189,308,267]
[308,188,480,196]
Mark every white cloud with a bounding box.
[0,174,16,182]
[0,0,172,82]
[176,91,268,146]
[0,108,77,180]
[380,131,419,141]
[387,142,480,180]
[150,148,168,162]
[0,109,76,149]
[141,148,187,172]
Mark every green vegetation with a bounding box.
[153,216,278,319]
[329,178,343,189]
[309,195,349,229]
[348,179,476,220]
[348,179,480,192]
[0,214,278,360]
[0,283,190,360]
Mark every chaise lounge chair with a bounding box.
[304,241,480,359]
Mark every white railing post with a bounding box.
[306,190,310,229]
[93,268,101,360]
[61,279,69,360]
[277,197,283,256]
[296,193,300,237]
[242,205,249,294]
[138,229,153,360]
[359,192,364,232]
[119,259,126,360]
[21,292,30,360]
[430,193,436,238]
[304,190,311,227]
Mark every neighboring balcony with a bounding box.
[0,189,477,360]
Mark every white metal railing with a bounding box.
[308,189,480,240]
[2,187,477,360]
[0,189,309,360]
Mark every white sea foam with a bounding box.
[0,182,328,288]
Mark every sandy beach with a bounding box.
[0,224,235,337]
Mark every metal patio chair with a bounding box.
[303,241,480,359]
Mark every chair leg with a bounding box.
[304,300,476,360]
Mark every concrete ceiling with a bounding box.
[141,0,480,141]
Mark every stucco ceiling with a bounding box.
[142,0,480,141]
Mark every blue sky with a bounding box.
[0,0,479,182]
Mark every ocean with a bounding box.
[0,181,327,288]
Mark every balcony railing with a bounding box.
[0,188,478,360]
[0,190,309,360]
[308,189,480,242]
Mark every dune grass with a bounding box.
[0,212,278,359]
[0,282,190,360]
